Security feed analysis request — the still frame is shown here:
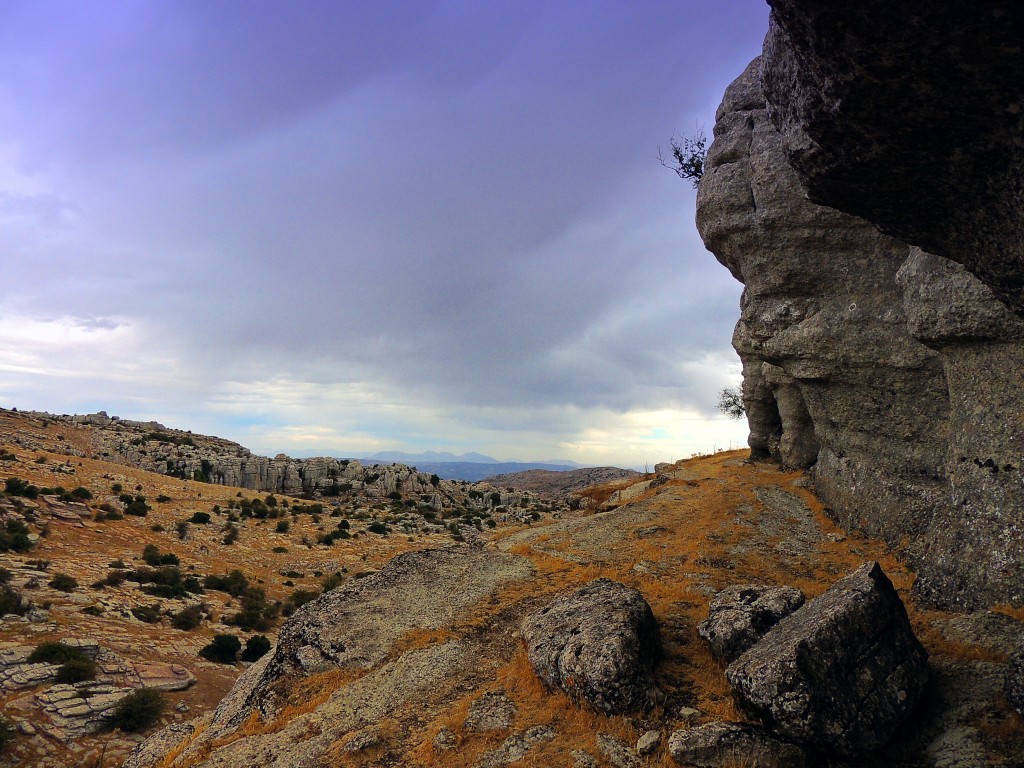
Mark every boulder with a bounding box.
[521,578,659,714]
[1006,647,1024,716]
[464,690,516,732]
[726,562,928,755]
[668,722,809,768]
[698,584,805,662]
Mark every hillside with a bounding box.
[0,409,569,767]
[118,450,1024,767]
[482,467,641,497]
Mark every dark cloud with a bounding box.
[0,0,766,463]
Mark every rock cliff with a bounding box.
[698,54,1024,609]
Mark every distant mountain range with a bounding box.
[359,450,581,467]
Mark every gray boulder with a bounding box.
[668,722,809,768]
[698,584,805,662]
[726,562,928,755]
[521,578,659,714]
[1006,647,1024,716]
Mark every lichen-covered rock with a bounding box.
[698,56,1024,610]
[668,722,809,768]
[698,584,805,662]
[1006,648,1024,716]
[521,578,659,714]
[464,690,516,732]
[726,562,928,755]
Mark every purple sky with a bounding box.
[0,1,766,466]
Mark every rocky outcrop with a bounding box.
[760,1,1024,318]
[725,563,928,756]
[668,722,809,768]
[521,578,660,714]
[698,584,804,662]
[698,56,1024,609]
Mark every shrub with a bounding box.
[4,477,38,498]
[204,570,249,597]
[189,511,211,524]
[660,128,707,187]
[156,494,171,503]
[56,656,97,683]
[199,634,241,664]
[131,604,162,624]
[170,605,204,631]
[109,559,127,569]
[28,642,88,665]
[70,486,92,500]
[142,544,162,567]
[241,635,271,662]
[102,570,128,587]
[0,519,34,553]
[272,546,288,553]
[111,483,123,493]
[0,716,13,754]
[367,521,389,535]
[176,521,189,540]
[321,572,345,592]
[0,567,10,585]
[275,520,290,534]
[125,500,150,517]
[48,573,77,592]
[0,586,26,615]
[223,523,239,545]
[109,688,164,733]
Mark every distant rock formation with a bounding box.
[699,52,1024,609]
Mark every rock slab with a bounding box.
[698,584,805,662]
[668,722,808,768]
[726,562,928,755]
[521,578,659,714]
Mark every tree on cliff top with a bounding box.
[660,128,706,187]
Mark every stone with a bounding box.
[1006,647,1024,716]
[521,578,659,714]
[668,722,808,768]
[698,584,805,662]
[433,727,457,751]
[464,690,516,732]
[698,54,1024,610]
[476,725,555,768]
[596,732,639,768]
[726,562,928,755]
[636,729,661,755]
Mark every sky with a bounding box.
[0,0,767,468]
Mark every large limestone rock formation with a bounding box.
[699,57,1024,609]
[760,1,1024,318]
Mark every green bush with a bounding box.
[109,688,164,732]
[275,520,290,534]
[156,494,171,503]
[0,586,25,615]
[125,500,150,517]
[28,642,88,665]
[131,604,162,624]
[142,544,161,566]
[204,570,249,597]
[241,635,271,662]
[48,573,77,592]
[56,656,96,683]
[321,572,345,592]
[189,511,211,524]
[170,605,204,631]
[0,715,14,754]
[367,521,389,535]
[199,634,241,664]
[0,519,34,553]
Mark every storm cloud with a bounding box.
[0,1,765,466]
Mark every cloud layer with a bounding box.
[0,1,765,466]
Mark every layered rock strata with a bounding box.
[698,57,1024,609]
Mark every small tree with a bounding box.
[717,386,746,420]
[241,635,271,662]
[660,128,707,188]
[109,688,164,732]
[199,634,241,664]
